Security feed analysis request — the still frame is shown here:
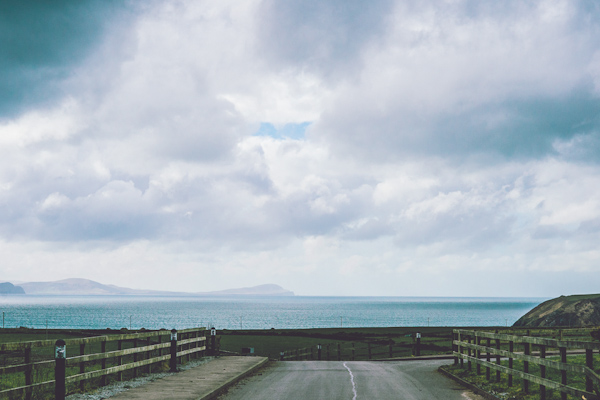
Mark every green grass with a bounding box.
[218,326,457,360]
[443,354,600,400]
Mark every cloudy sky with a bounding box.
[1,0,599,297]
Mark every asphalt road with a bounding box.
[217,359,481,400]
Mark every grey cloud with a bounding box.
[257,0,394,78]
[319,80,600,164]
[0,0,137,118]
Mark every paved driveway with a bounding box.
[217,359,480,400]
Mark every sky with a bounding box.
[1,0,600,297]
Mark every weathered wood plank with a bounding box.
[454,340,600,382]
[177,336,206,346]
[455,353,598,400]
[177,345,206,358]
[0,359,53,375]
[453,329,600,350]
[65,354,172,383]
[179,327,206,334]
[0,380,55,396]
[65,342,171,365]
[0,330,173,351]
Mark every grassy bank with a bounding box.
[442,353,600,400]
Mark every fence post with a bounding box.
[24,347,32,400]
[100,339,107,386]
[415,333,421,356]
[170,329,178,372]
[280,351,284,361]
[540,345,546,400]
[453,331,458,365]
[117,340,123,381]
[352,343,355,361]
[508,340,513,387]
[485,338,490,381]
[467,335,471,371]
[495,334,500,382]
[458,332,464,368]
[523,341,530,394]
[476,336,481,375]
[317,344,322,361]
[55,339,66,400]
[210,327,217,356]
[134,338,140,378]
[79,342,86,392]
[586,348,594,393]
[337,343,341,361]
[560,346,567,400]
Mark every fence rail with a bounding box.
[453,329,600,400]
[0,327,210,400]
[279,336,427,361]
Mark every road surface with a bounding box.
[217,359,482,400]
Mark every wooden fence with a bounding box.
[0,327,208,400]
[453,329,600,400]
[279,337,428,361]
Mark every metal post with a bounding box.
[280,351,284,361]
[170,329,178,372]
[317,344,322,361]
[415,333,421,357]
[55,339,66,400]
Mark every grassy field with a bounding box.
[218,326,458,359]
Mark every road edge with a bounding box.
[198,357,270,400]
[437,366,502,400]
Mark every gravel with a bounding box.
[66,357,215,400]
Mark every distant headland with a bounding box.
[0,278,294,297]
[513,293,600,327]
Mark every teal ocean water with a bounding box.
[0,296,544,330]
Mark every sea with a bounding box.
[0,296,545,331]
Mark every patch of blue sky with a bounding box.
[254,122,311,140]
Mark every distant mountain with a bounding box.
[198,284,294,296]
[0,282,25,295]
[16,278,294,297]
[513,294,600,327]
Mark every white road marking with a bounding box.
[343,362,358,400]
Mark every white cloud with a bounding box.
[0,0,599,296]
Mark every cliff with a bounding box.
[513,294,600,328]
